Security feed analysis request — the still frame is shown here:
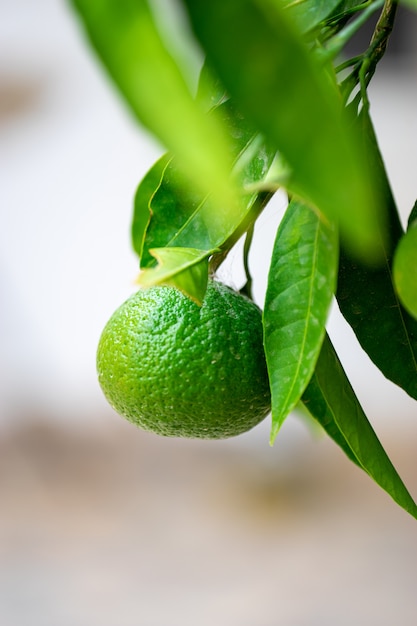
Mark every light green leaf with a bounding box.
[393,223,417,320]
[70,0,240,217]
[182,0,384,262]
[264,200,338,443]
[137,247,211,304]
[303,334,417,520]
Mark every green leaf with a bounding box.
[181,0,383,262]
[399,0,417,12]
[134,99,276,279]
[336,112,417,399]
[137,247,211,304]
[70,0,239,217]
[393,223,417,321]
[303,334,417,520]
[406,199,417,230]
[196,60,228,111]
[264,200,338,443]
[131,153,171,259]
[280,0,343,33]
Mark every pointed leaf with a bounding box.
[182,0,383,261]
[302,334,417,520]
[137,247,211,304]
[406,199,417,230]
[264,201,338,443]
[337,112,417,399]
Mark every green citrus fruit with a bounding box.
[97,279,271,439]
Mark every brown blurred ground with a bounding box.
[0,415,416,626]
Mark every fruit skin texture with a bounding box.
[97,280,271,439]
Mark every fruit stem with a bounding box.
[240,225,255,300]
[209,190,273,276]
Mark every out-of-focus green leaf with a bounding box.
[393,223,417,321]
[134,99,276,282]
[337,111,417,399]
[264,201,338,443]
[137,247,211,304]
[131,153,171,259]
[182,0,383,262]
[70,0,239,216]
[399,0,417,12]
[280,0,342,33]
[196,60,228,110]
[303,334,417,520]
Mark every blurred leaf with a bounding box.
[182,0,383,261]
[196,60,228,110]
[134,99,276,279]
[280,0,342,33]
[399,0,417,11]
[131,153,171,259]
[137,247,211,304]
[70,0,239,216]
[337,112,417,399]
[264,200,338,443]
[393,224,417,321]
[303,334,417,520]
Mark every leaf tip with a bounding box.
[269,423,280,446]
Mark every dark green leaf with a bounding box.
[336,111,417,399]
[303,334,417,520]
[182,0,383,261]
[264,201,338,443]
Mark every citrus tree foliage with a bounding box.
[70,0,417,519]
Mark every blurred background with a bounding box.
[1,1,417,624]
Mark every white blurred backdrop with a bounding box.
[0,2,417,625]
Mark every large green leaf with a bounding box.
[336,112,417,399]
[303,334,417,520]
[181,0,383,261]
[70,0,239,217]
[133,99,277,288]
[264,200,338,443]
